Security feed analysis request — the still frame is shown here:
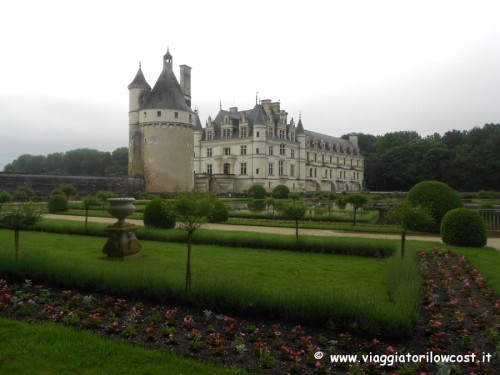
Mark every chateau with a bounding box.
[128,49,364,194]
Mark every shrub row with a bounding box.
[34,219,396,258]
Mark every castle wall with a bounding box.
[0,173,142,200]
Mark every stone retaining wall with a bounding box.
[0,173,143,200]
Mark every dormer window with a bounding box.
[222,128,231,139]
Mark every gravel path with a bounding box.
[44,214,500,250]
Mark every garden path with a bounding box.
[44,214,500,250]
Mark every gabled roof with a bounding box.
[141,50,192,112]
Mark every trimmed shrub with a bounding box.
[272,185,290,199]
[143,198,176,229]
[407,181,462,232]
[208,199,229,223]
[247,184,267,199]
[48,194,68,213]
[441,208,487,247]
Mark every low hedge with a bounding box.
[34,219,396,258]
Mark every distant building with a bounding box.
[128,49,364,194]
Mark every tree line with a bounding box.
[3,147,128,176]
[4,124,499,191]
[343,123,500,192]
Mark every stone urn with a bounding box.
[107,197,136,225]
[102,197,141,259]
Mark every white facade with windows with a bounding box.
[193,99,364,194]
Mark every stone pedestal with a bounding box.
[102,223,141,259]
[102,197,141,259]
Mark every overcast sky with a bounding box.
[1,0,500,170]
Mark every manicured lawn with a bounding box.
[0,317,247,375]
[0,229,415,335]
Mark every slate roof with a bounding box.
[140,51,192,112]
[128,67,151,90]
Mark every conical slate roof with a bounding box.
[128,66,151,90]
[141,50,192,112]
[296,118,305,135]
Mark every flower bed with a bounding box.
[0,248,498,374]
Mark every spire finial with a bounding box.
[139,61,141,69]
[220,99,222,110]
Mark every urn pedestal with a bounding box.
[102,198,141,259]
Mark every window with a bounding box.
[223,147,231,155]
[280,144,286,156]
[278,160,284,176]
[206,130,213,141]
[144,112,147,118]
[240,162,247,175]
[222,128,231,139]
[291,149,295,159]
[189,114,192,122]
[268,127,274,138]
[290,132,295,142]
[207,164,212,175]
[306,152,309,161]
[322,155,325,163]
[268,146,273,156]
[240,145,247,155]
[206,148,212,157]
[223,163,230,174]
[268,163,274,176]
[157,111,161,117]
[279,129,285,140]
[240,127,248,137]
[256,131,260,138]
[175,112,179,118]
[290,164,295,177]
[256,148,260,154]
[256,168,259,175]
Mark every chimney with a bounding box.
[180,64,191,107]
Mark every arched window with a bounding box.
[223,163,230,174]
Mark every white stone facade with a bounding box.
[129,50,364,194]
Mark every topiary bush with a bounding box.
[208,199,229,223]
[441,208,487,247]
[143,198,176,229]
[247,184,267,199]
[48,194,68,213]
[272,185,290,199]
[407,181,462,232]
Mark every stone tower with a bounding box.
[128,49,195,192]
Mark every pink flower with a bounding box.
[371,338,380,345]
[386,345,395,355]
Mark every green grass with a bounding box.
[0,229,413,336]
[35,218,397,258]
[0,317,247,375]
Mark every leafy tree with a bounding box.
[347,194,368,225]
[175,191,214,292]
[385,202,433,258]
[143,198,176,228]
[272,185,290,199]
[96,191,117,211]
[407,181,462,232]
[280,199,307,243]
[82,195,100,229]
[48,194,68,213]
[207,199,228,223]
[247,184,267,199]
[0,204,42,262]
[0,192,12,212]
[441,208,486,247]
[13,185,36,202]
[60,184,78,200]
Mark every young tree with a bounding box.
[82,195,100,230]
[347,193,368,226]
[385,202,433,258]
[60,184,78,200]
[281,199,307,244]
[175,191,214,292]
[0,204,42,262]
[0,191,12,212]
